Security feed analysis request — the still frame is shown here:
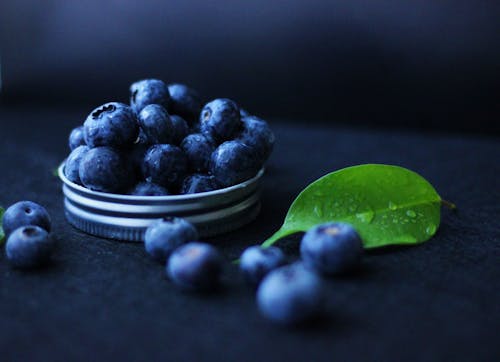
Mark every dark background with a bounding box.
[0,0,499,133]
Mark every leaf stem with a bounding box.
[441,199,457,210]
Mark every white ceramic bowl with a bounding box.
[58,163,263,241]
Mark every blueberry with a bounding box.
[239,116,275,162]
[257,263,324,325]
[64,145,89,185]
[83,102,139,148]
[166,242,223,291]
[137,104,174,144]
[210,140,261,187]
[130,79,170,113]
[240,246,286,286]
[181,174,220,194]
[5,226,55,268]
[142,144,188,189]
[180,133,216,173]
[145,217,198,263]
[130,182,169,196]
[300,222,363,275]
[239,108,250,117]
[2,201,51,238]
[200,98,241,142]
[79,147,128,193]
[170,115,189,145]
[68,126,86,150]
[168,83,202,124]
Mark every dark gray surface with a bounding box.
[0,107,499,361]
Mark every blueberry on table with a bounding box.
[137,104,174,144]
[180,133,216,173]
[130,182,169,196]
[170,115,189,145]
[83,102,139,148]
[257,263,324,325]
[68,126,86,151]
[2,201,51,238]
[166,242,223,292]
[240,246,286,286]
[239,116,275,162]
[79,147,128,193]
[168,83,202,124]
[142,144,188,189]
[300,222,363,276]
[64,145,89,185]
[210,140,262,187]
[145,217,198,263]
[181,174,220,194]
[130,79,170,113]
[200,98,241,143]
[6,226,55,268]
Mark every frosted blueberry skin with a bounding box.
[129,182,169,196]
[83,102,139,149]
[130,79,170,113]
[300,222,363,276]
[239,116,275,162]
[257,263,324,325]
[168,83,202,125]
[68,126,86,151]
[2,201,52,238]
[181,174,220,194]
[240,246,286,286]
[200,98,241,143]
[166,242,223,291]
[138,104,174,144]
[181,133,216,173]
[6,226,55,268]
[142,144,188,189]
[170,115,189,145]
[144,217,198,263]
[79,147,128,193]
[210,140,262,187]
[65,145,89,185]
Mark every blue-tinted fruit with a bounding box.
[130,182,169,196]
[239,116,275,162]
[68,126,86,150]
[180,133,216,173]
[181,174,219,194]
[300,222,363,275]
[170,115,189,145]
[144,217,198,263]
[168,83,202,124]
[130,79,170,113]
[65,145,89,185]
[79,147,128,193]
[6,226,55,268]
[240,246,286,286]
[138,104,174,144]
[142,144,188,188]
[2,201,51,238]
[200,98,241,142]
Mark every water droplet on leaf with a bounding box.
[406,210,417,218]
[388,201,397,210]
[426,224,437,235]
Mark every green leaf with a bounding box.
[0,206,5,244]
[262,164,443,249]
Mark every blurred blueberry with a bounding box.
[210,140,261,187]
[166,242,223,291]
[168,83,202,124]
[257,263,324,325]
[170,115,189,145]
[142,144,188,189]
[138,104,174,144]
[6,226,55,268]
[130,182,169,196]
[79,147,128,193]
[181,133,216,173]
[240,246,286,286]
[300,222,363,275]
[130,79,170,113]
[68,126,86,150]
[239,116,275,162]
[64,145,89,185]
[181,174,220,194]
[200,98,241,143]
[83,102,139,148]
[2,201,51,238]
[239,108,250,117]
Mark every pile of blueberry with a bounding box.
[65,80,275,195]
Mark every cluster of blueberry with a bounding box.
[2,201,55,268]
[65,80,275,195]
